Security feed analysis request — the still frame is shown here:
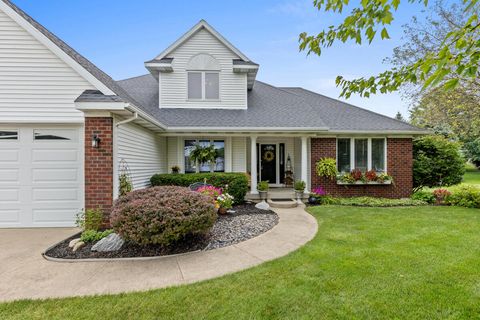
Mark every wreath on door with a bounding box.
[263,150,275,162]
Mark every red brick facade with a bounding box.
[310,138,413,198]
[84,117,113,218]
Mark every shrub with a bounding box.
[111,186,216,246]
[316,157,337,180]
[413,135,465,191]
[445,185,480,208]
[433,188,451,204]
[75,208,104,231]
[80,229,113,243]
[150,173,248,205]
[411,190,436,204]
[337,197,426,207]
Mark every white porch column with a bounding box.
[301,136,309,192]
[250,135,258,194]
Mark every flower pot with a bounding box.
[218,207,228,215]
[308,195,318,205]
[258,190,268,201]
[295,190,304,203]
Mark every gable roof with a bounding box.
[152,20,253,63]
[1,0,166,129]
[117,74,426,133]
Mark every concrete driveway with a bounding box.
[0,206,317,302]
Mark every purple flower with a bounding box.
[313,186,326,196]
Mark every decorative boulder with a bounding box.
[91,233,124,252]
[255,201,270,210]
[68,238,81,248]
[72,241,85,252]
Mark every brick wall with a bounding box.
[84,117,113,220]
[310,138,413,198]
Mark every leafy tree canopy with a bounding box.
[299,0,480,98]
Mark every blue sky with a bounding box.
[13,0,431,117]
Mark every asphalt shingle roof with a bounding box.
[117,74,424,132]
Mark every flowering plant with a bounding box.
[217,193,234,209]
[312,186,326,196]
[197,185,222,202]
[433,188,451,203]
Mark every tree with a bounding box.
[413,135,465,191]
[389,1,480,101]
[299,0,480,98]
[394,111,406,121]
[410,86,480,139]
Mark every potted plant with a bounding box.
[316,157,337,180]
[171,165,180,174]
[294,180,306,203]
[217,193,234,214]
[190,144,217,173]
[257,181,269,201]
[309,186,326,205]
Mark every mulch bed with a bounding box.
[44,203,278,260]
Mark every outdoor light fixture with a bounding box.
[286,154,292,172]
[92,134,101,148]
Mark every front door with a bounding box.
[260,144,276,184]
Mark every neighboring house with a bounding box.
[0,0,426,228]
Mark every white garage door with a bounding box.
[0,125,84,228]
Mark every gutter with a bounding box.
[116,111,138,127]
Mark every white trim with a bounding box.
[75,101,128,111]
[167,126,330,132]
[154,20,250,62]
[250,136,258,194]
[0,1,115,95]
[112,116,119,200]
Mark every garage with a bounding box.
[0,125,84,228]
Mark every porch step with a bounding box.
[267,199,298,208]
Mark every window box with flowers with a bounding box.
[336,137,392,185]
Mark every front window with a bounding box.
[184,139,225,173]
[187,72,219,100]
[337,138,386,173]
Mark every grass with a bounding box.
[463,163,480,186]
[2,206,480,319]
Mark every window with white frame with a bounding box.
[184,139,225,173]
[187,72,219,100]
[337,138,386,173]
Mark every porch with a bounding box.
[167,135,311,195]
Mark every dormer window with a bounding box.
[186,53,221,101]
[188,71,219,100]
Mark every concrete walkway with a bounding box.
[0,205,317,302]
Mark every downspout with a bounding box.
[116,111,138,127]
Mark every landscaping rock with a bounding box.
[205,204,278,250]
[68,238,81,248]
[255,201,270,210]
[72,241,85,252]
[91,233,124,252]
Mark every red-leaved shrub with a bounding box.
[110,186,216,246]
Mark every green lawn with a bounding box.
[463,164,480,186]
[2,206,480,319]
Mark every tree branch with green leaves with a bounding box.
[299,0,480,98]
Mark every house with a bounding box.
[0,0,426,228]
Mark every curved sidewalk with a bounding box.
[0,205,317,302]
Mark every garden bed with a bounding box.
[44,203,278,260]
